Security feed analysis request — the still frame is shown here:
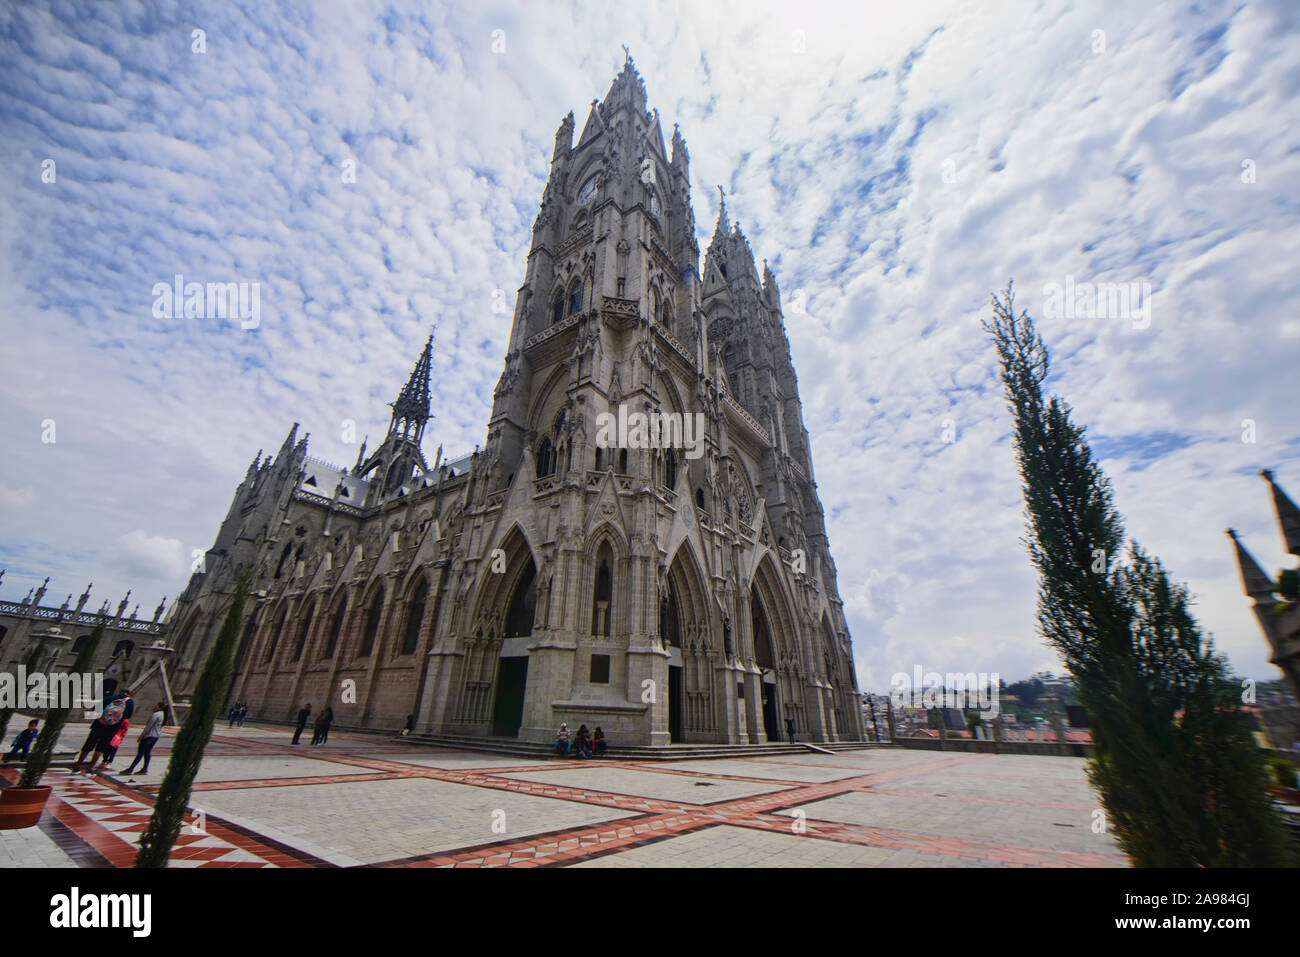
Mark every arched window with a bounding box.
[591,542,613,637]
[71,633,90,654]
[568,282,582,315]
[263,611,286,663]
[618,449,628,473]
[113,639,135,659]
[537,437,555,477]
[322,598,347,660]
[504,562,537,638]
[358,588,384,657]
[594,448,604,471]
[274,542,293,579]
[400,579,428,656]
[664,450,678,491]
[551,292,564,325]
[660,578,681,647]
[291,603,315,662]
[751,586,775,670]
[696,488,705,509]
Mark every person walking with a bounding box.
[785,717,796,743]
[292,703,312,745]
[236,702,248,727]
[227,704,238,728]
[122,702,166,778]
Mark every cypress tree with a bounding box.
[136,571,251,868]
[985,283,1291,866]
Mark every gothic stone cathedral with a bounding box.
[164,60,864,746]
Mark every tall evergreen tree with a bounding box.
[985,283,1291,866]
[136,571,251,868]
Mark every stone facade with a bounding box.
[161,58,863,746]
[0,577,172,712]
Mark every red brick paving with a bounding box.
[4,730,1131,869]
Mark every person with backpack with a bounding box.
[2,719,39,764]
[122,701,166,778]
[88,718,130,774]
[72,690,133,773]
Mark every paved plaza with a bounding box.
[0,724,1129,868]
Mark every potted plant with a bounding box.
[0,625,103,829]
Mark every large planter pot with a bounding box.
[0,785,52,830]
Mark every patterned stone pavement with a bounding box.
[0,724,1130,868]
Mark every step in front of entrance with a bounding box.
[399,733,892,762]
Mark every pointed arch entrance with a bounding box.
[459,526,536,737]
[751,554,803,742]
[661,544,716,742]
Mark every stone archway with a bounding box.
[750,554,805,742]
[662,543,716,741]
[459,526,536,736]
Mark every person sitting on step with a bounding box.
[574,725,591,759]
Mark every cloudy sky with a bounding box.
[1,0,1297,692]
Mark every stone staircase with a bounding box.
[399,730,893,761]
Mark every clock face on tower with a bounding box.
[577,176,598,205]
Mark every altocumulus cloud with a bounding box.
[0,0,1297,690]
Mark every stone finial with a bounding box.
[153,597,166,622]
[33,577,49,606]
[116,590,131,619]
[77,582,92,612]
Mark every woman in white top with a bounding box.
[123,702,166,777]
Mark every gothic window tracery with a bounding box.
[358,588,384,657]
[400,578,428,656]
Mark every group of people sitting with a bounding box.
[554,723,606,758]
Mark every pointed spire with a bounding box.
[1261,469,1300,557]
[553,110,574,161]
[715,185,728,235]
[278,423,300,459]
[603,46,646,110]
[671,122,689,168]
[389,332,434,441]
[1227,528,1275,598]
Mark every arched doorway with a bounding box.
[491,559,535,737]
[751,587,781,742]
[750,555,802,742]
[662,545,716,742]
[460,527,538,737]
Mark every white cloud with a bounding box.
[0,0,1296,693]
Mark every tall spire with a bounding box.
[1261,469,1300,557]
[389,332,434,441]
[1226,528,1275,598]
